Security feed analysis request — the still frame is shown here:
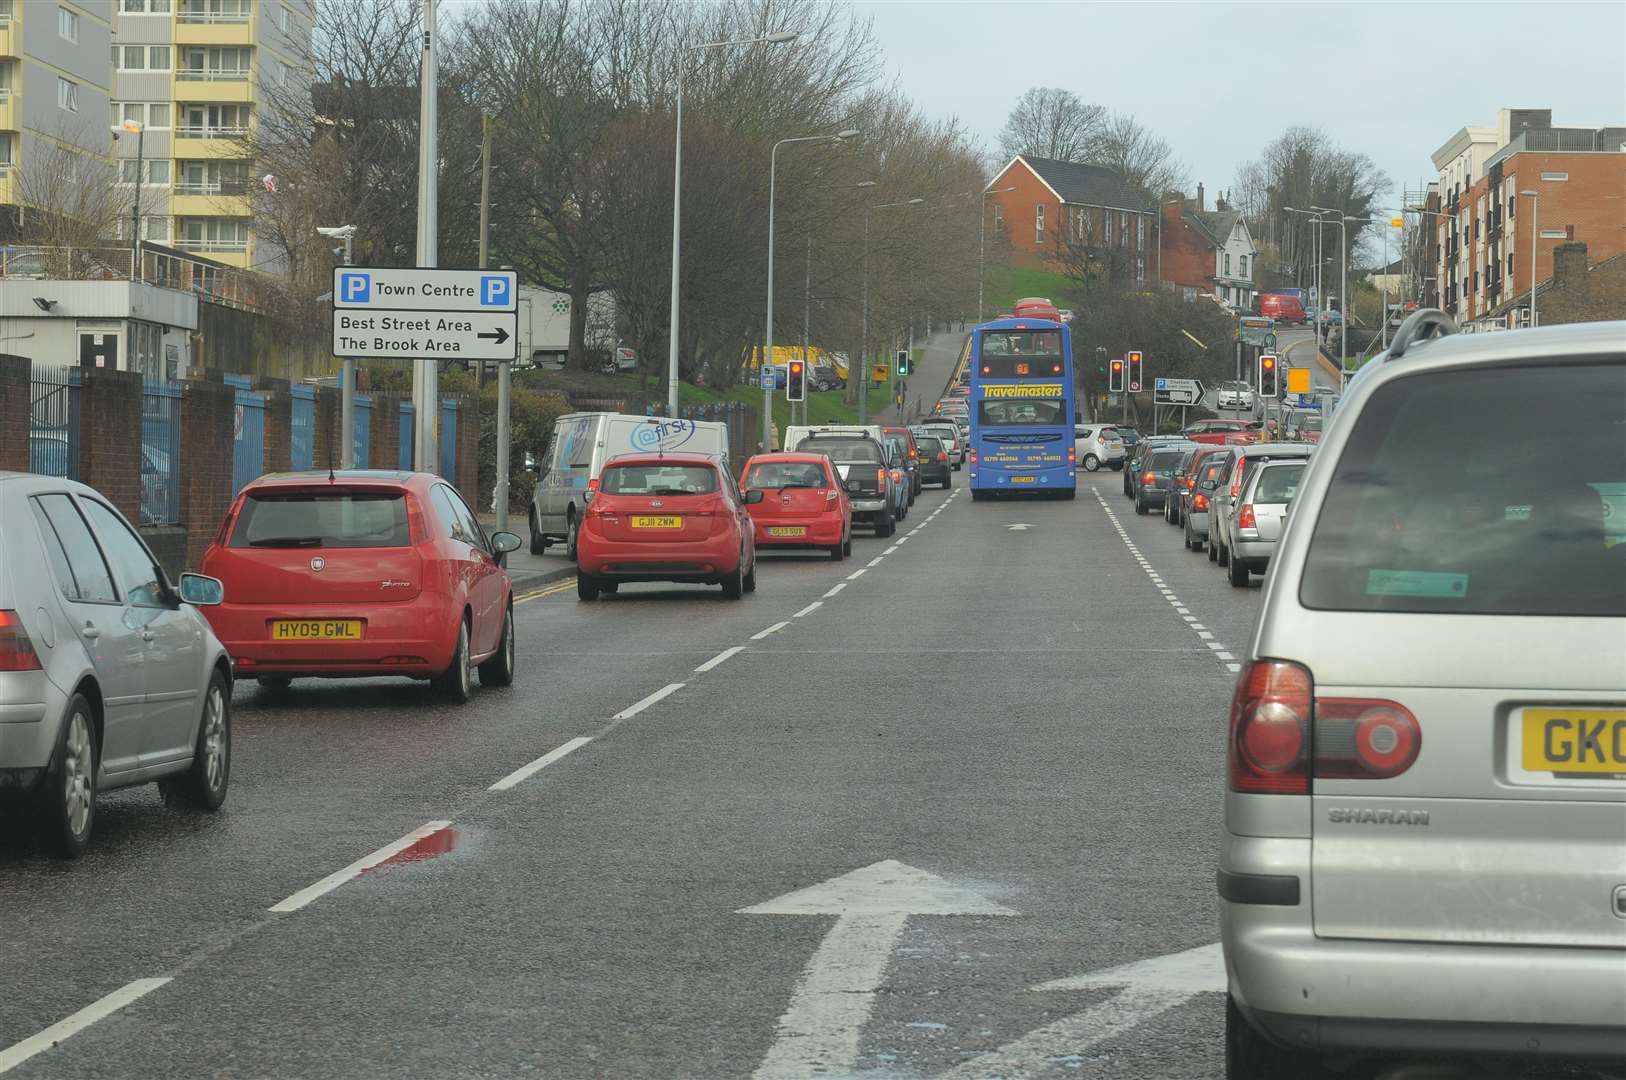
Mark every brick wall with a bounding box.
[1505,151,1626,311]
[368,392,405,470]
[77,368,144,523]
[1160,201,1216,295]
[180,378,236,570]
[455,394,479,508]
[255,376,293,474]
[988,160,1063,270]
[1541,244,1626,325]
[0,355,29,472]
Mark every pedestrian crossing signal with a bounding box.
[1108,358,1124,393]
[787,360,806,402]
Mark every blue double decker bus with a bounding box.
[967,301,1077,499]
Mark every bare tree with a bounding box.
[997,87,1105,163]
[1091,111,1187,200]
[10,122,125,277]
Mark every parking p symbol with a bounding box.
[339,272,370,304]
[480,275,511,307]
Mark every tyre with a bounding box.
[40,692,97,859]
[433,618,474,703]
[743,554,757,593]
[1083,453,1099,472]
[1110,461,1123,471]
[477,605,516,687]
[721,557,744,600]
[829,540,844,561]
[1226,995,1334,1079]
[1218,541,1229,567]
[1229,553,1250,587]
[159,669,231,811]
[1209,536,1219,562]
[528,507,547,555]
[942,473,952,490]
[1134,494,1149,515]
[576,573,600,602]
[877,510,894,537]
[1185,519,1202,551]
[565,511,580,561]
[842,536,853,557]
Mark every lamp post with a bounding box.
[318,225,357,467]
[1284,206,1330,334]
[671,30,797,420]
[862,196,923,426]
[977,186,1015,323]
[112,118,145,278]
[1520,189,1539,326]
[1310,207,1352,364]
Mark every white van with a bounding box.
[527,413,730,557]
[783,424,885,452]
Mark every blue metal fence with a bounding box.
[353,394,372,467]
[28,365,79,479]
[439,398,458,480]
[398,402,414,471]
[140,379,183,524]
[290,384,315,470]
[231,387,266,496]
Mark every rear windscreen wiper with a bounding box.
[247,536,323,547]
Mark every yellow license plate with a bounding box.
[630,516,683,529]
[1008,475,1036,484]
[767,527,806,537]
[1521,708,1626,775]
[271,620,362,641]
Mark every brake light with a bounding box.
[892,470,903,484]
[876,468,886,490]
[937,451,947,462]
[0,610,41,672]
[1237,504,1256,530]
[1315,700,1422,779]
[1230,459,1247,498]
[1228,660,1311,794]
[1052,363,1062,374]
[405,492,429,545]
[968,450,978,463]
[1142,472,1155,485]
[1193,493,1210,511]
[587,477,600,493]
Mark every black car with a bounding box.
[1124,436,1189,499]
[800,434,896,537]
[914,436,952,489]
[1133,443,1197,514]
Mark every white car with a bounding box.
[1073,425,1125,471]
[1217,382,1256,411]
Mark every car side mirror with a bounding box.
[491,531,523,554]
[743,489,765,504]
[178,573,224,606]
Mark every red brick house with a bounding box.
[1160,184,1259,309]
[984,156,1158,283]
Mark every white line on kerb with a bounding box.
[270,821,453,913]
[489,736,592,791]
[847,568,867,579]
[822,583,846,598]
[751,622,789,641]
[793,601,822,618]
[694,645,746,674]
[0,978,172,1074]
[612,681,685,718]
[867,557,884,567]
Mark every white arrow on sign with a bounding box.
[936,943,1223,1080]
[1005,523,1033,531]
[742,860,1016,1080]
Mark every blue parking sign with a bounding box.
[1155,377,1168,390]
[480,275,511,307]
[339,272,371,304]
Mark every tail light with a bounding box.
[1237,504,1257,530]
[1051,363,1062,374]
[937,451,947,463]
[825,488,839,504]
[1228,660,1311,794]
[1315,700,1422,779]
[405,492,429,545]
[1066,447,1076,463]
[908,449,918,461]
[1193,493,1210,511]
[584,476,600,505]
[1142,472,1155,485]
[0,610,42,672]
[892,470,903,484]
[1230,459,1248,499]
[876,468,887,490]
[215,494,244,547]
[968,450,978,463]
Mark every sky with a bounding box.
[849,0,1626,207]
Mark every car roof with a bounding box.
[1368,319,1623,374]
[746,452,833,463]
[1235,442,1314,457]
[246,469,420,489]
[604,452,720,465]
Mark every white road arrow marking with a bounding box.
[936,943,1223,1080]
[1005,523,1033,531]
[742,860,1016,1080]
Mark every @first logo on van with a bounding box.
[631,419,697,451]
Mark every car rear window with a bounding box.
[600,464,718,495]
[801,438,882,464]
[745,461,827,489]
[231,491,411,548]
[1252,463,1305,503]
[916,437,943,455]
[1301,362,1626,616]
[1146,450,1185,471]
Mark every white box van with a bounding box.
[527,413,730,557]
[783,424,885,452]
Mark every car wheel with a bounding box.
[1110,461,1123,471]
[1209,536,1219,562]
[1134,494,1148,515]
[159,669,231,811]
[1185,520,1201,551]
[477,605,516,687]
[842,535,853,557]
[40,692,97,859]
[1229,554,1250,587]
[576,573,600,602]
[743,552,757,593]
[1083,453,1099,472]
[721,557,744,600]
[565,511,580,561]
[1226,995,1333,1079]
[1217,541,1229,567]
[433,618,474,703]
[880,510,895,537]
[830,539,844,561]
[528,507,547,555]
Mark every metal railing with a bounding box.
[177,69,250,81]
[29,365,80,480]
[177,9,250,23]
[141,379,183,524]
[175,125,247,139]
[176,238,248,253]
[175,180,247,196]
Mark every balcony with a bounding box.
[173,126,249,159]
[0,87,13,130]
[172,190,250,217]
[174,70,252,103]
[175,8,253,46]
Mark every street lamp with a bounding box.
[863,196,923,425]
[319,225,358,467]
[977,186,1015,323]
[1520,189,1539,326]
[1311,206,1354,363]
[1284,206,1330,339]
[669,29,798,418]
[111,118,145,278]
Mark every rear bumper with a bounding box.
[580,534,739,580]
[919,466,950,484]
[0,687,59,774]
[208,600,458,678]
[1221,832,1626,1057]
[849,498,887,514]
[970,468,1075,490]
[1187,509,1210,532]
[1232,537,1278,564]
[753,518,844,546]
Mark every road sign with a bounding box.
[760,367,777,389]
[1153,378,1203,405]
[332,267,517,312]
[332,309,518,360]
[1286,367,1312,394]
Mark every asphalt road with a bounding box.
[0,478,1602,1079]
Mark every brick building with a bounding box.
[1158,184,1259,309]
[983,156,1157,283]
[1431,108,1625,324]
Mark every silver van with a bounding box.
[1220,314,1626,1075]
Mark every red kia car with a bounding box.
[199,470,521,703]
[739,452,853,561]
[575,453,756,601]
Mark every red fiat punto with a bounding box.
[740,452,853,561]
[574,453,757,601]
[199,470,522,702]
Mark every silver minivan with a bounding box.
[1,474,232,857]
[1220,315,1626,1075]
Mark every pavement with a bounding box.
[892,329,965,423]
[0,478,1596,1078]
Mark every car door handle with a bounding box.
[80,623,100,640]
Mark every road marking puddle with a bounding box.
[270,820,454,913]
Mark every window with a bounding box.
[120,46,171,71]
[230,492,411,549]
[278,4,290,30]
[123,0,172,11]
[80,499,167,608]
[120,159,171,185]
[1224,253,1232,276]
[58,5,77,41]
[1136,215,1145,250]
[1539,228,1568,239]
[1034,204,1045,242]
[179,158,247,194]
[1239,254,1248,279]
[1119,211,1129,245]
[31,496,118,604]
[992,204,1003,230]
[116,102,172,129]
[599,464,720,496]
[0,0,13,21]
[1071,206,1083,242]
[1540,171,1568,182]
[148,103,171,128]
[57,77,78,112]
[1104,213,1113,245]
[180,217,250,250]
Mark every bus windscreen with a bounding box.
[978,330,1064,378]
[977,399,1069,426]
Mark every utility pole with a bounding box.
[412,0,440,473]
[802,234,811,429]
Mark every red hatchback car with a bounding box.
[199,470,521,703]
[739,452,853,561]
[574,453,757,601]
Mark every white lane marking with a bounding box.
[883,546,899,555]
[822,583,846,598]
[1197,631,1214,640]
[1226,662,1243,673]
[0,978,172,1074]
[1206,641,1226,651]
[1175,607,1190,615]
[694,646,746,674]
[847,568,867,579]
[489,736,592,791]
[867,557,884,567]
[612,681,685,718]
[895,537,908,544]
[1189,623,1205,630]
[751,622,790,641]
[1217,651,1236,661]
[270,820,453,913]
[793,601,822,618]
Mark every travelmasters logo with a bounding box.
[982,384,1064,398]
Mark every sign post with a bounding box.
[1152,378,1203,406]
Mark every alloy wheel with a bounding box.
[63,710,93,838]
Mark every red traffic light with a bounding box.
[1262,358,1275,369]
[789,361,803,373]
[1111,360,1123,372]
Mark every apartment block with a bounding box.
[1431,107,1625,324]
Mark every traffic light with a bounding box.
[896,349,910,378]
[1258,353,1279,398]
[786,359,806,402]
[1127,350,1143,392]
[1108,358,1124,393]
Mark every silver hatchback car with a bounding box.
[0,474,233,857]
[1220,315,1626,1075]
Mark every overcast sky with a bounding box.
[849,0,1626,205]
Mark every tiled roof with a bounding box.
[1014,156,1154,213]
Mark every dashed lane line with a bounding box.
[822,583,846,598]
[695,645,746,673]
[611,681,685,719]
[751,621,790,641]
[269,821,454,913]
[0,978,173,1075]
[489,736,593,792]
[793,601,822,618]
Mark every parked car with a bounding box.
[882,426,922,499]
[1220,315,1626,1077]
[1216,381,1256,412]
[914,435,952,489]
[202,470,521,701]
[1073,424,1125,472]
[801,434,896,536]
[2,473,232,856]
[575,453,756,601]
[1224,459,1305,586]
[739,452,852,561]
[913,422,964,468]
[1182,455,1229,551]
[1206,444,1315,569]
[1133,443,1196,514]
[1258,292,1308,325]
